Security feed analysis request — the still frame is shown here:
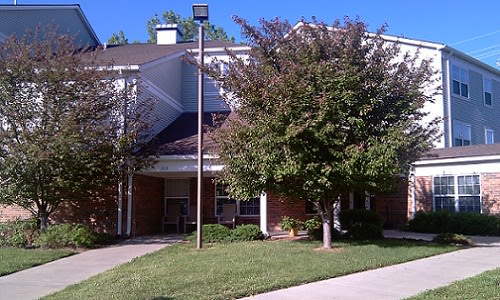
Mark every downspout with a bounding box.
[444,50,454,147]
[117,181,123,237]
[126,172,133,236]
[410,166,417,219]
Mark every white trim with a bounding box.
[260,192,268,235]
[142,79,183,112]
[414,155,500,166]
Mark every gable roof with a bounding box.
[155,112,231,156]
[419,144,500,161]
[0,4,99,47]
[97,40,240,67]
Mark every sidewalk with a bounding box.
[0,235,183,300]
[242,231,500,300]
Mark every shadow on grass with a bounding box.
[292,237,463,249]
[150,297,175,300]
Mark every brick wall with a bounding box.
[481,173,500,214]
[375,178,409,228]
[51,186,117,234]
[413,176,433,212]
[131,174,164,236]
[267,193,307,231]
[0,205,32,222]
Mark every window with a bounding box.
[433,175,481,213]
[215,185,260,216]
[165,179,189,215]
[452,65,469,98]
[484,78,493,106]
[453,120,471,146]
[485,128,494,144]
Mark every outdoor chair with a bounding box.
[218,203,236,229]
[162,203,181,233]
[183,209,197,233]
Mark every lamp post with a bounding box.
[193,3,208,250]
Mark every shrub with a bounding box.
[304,217,322,240]
[339,209,383,230]
[408,211,500,236]
[345,222,384,240]
[432,232,472,246]
[0,218,38,247]
[230,224,264,241]
[34,223,98,249]
[280,216,303,231]
[187,224,232,243]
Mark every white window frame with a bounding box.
[453,120,471,146]
[483,78,493,107]
[433,175,481,213]
[485,128,494,144]
[452,65,469,98]
[215,184,260,217]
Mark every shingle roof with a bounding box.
[154,112,231,155]
[420,143,500,160]
[95,40,238,66]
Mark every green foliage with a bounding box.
[34,223,99,249]
[146,10,233,43]
[339,209,383,230]
[229,224,264,241]
[189,224,264,244]
[107,30,128,45]
[408,211,500,236]
[340,209,383,240]
[345,222,384,240]
[280,216,303,231]
[304,216,322,240]
[432,232,472,246]
[0,27,156,230]
[45,239,458,300]
[203,17,438,248]
[0,218,38,247]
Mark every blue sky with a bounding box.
[4,0,500,67]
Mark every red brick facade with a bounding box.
[481,173,500,214]
[0,204,32,222]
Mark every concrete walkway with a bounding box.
[242,231,500,300]
[0,235,183,300]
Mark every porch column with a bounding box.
[259,192,268,236]
[126,173,133,237]
[333,196,341,231]
[349,191,354,209]
[117,181,123,237]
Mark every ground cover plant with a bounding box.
[408,268,500,300]
[44,239,459,300]
[0,247,73,276]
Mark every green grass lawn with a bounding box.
[408,267,500,300]
[44,239,459,300]
[0,247,73,276]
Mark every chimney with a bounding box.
[156,24,183,45]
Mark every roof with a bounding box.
[155,112,231,155]
[97,40,240,66]
[0,4,99,47]
[419,144,500,161]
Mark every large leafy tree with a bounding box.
[203,17,440,249]
[146,10,234,43]
[0,28,154,230]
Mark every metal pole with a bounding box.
[196,22,205,249]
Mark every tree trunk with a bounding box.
[38,210,50,231]
[318,199,332,249]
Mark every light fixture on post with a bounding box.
[193,3,208,250]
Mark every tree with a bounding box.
[107,30,128,45]
[0,28,155,230]
[146,10,234,43]
[202,17,440,249]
